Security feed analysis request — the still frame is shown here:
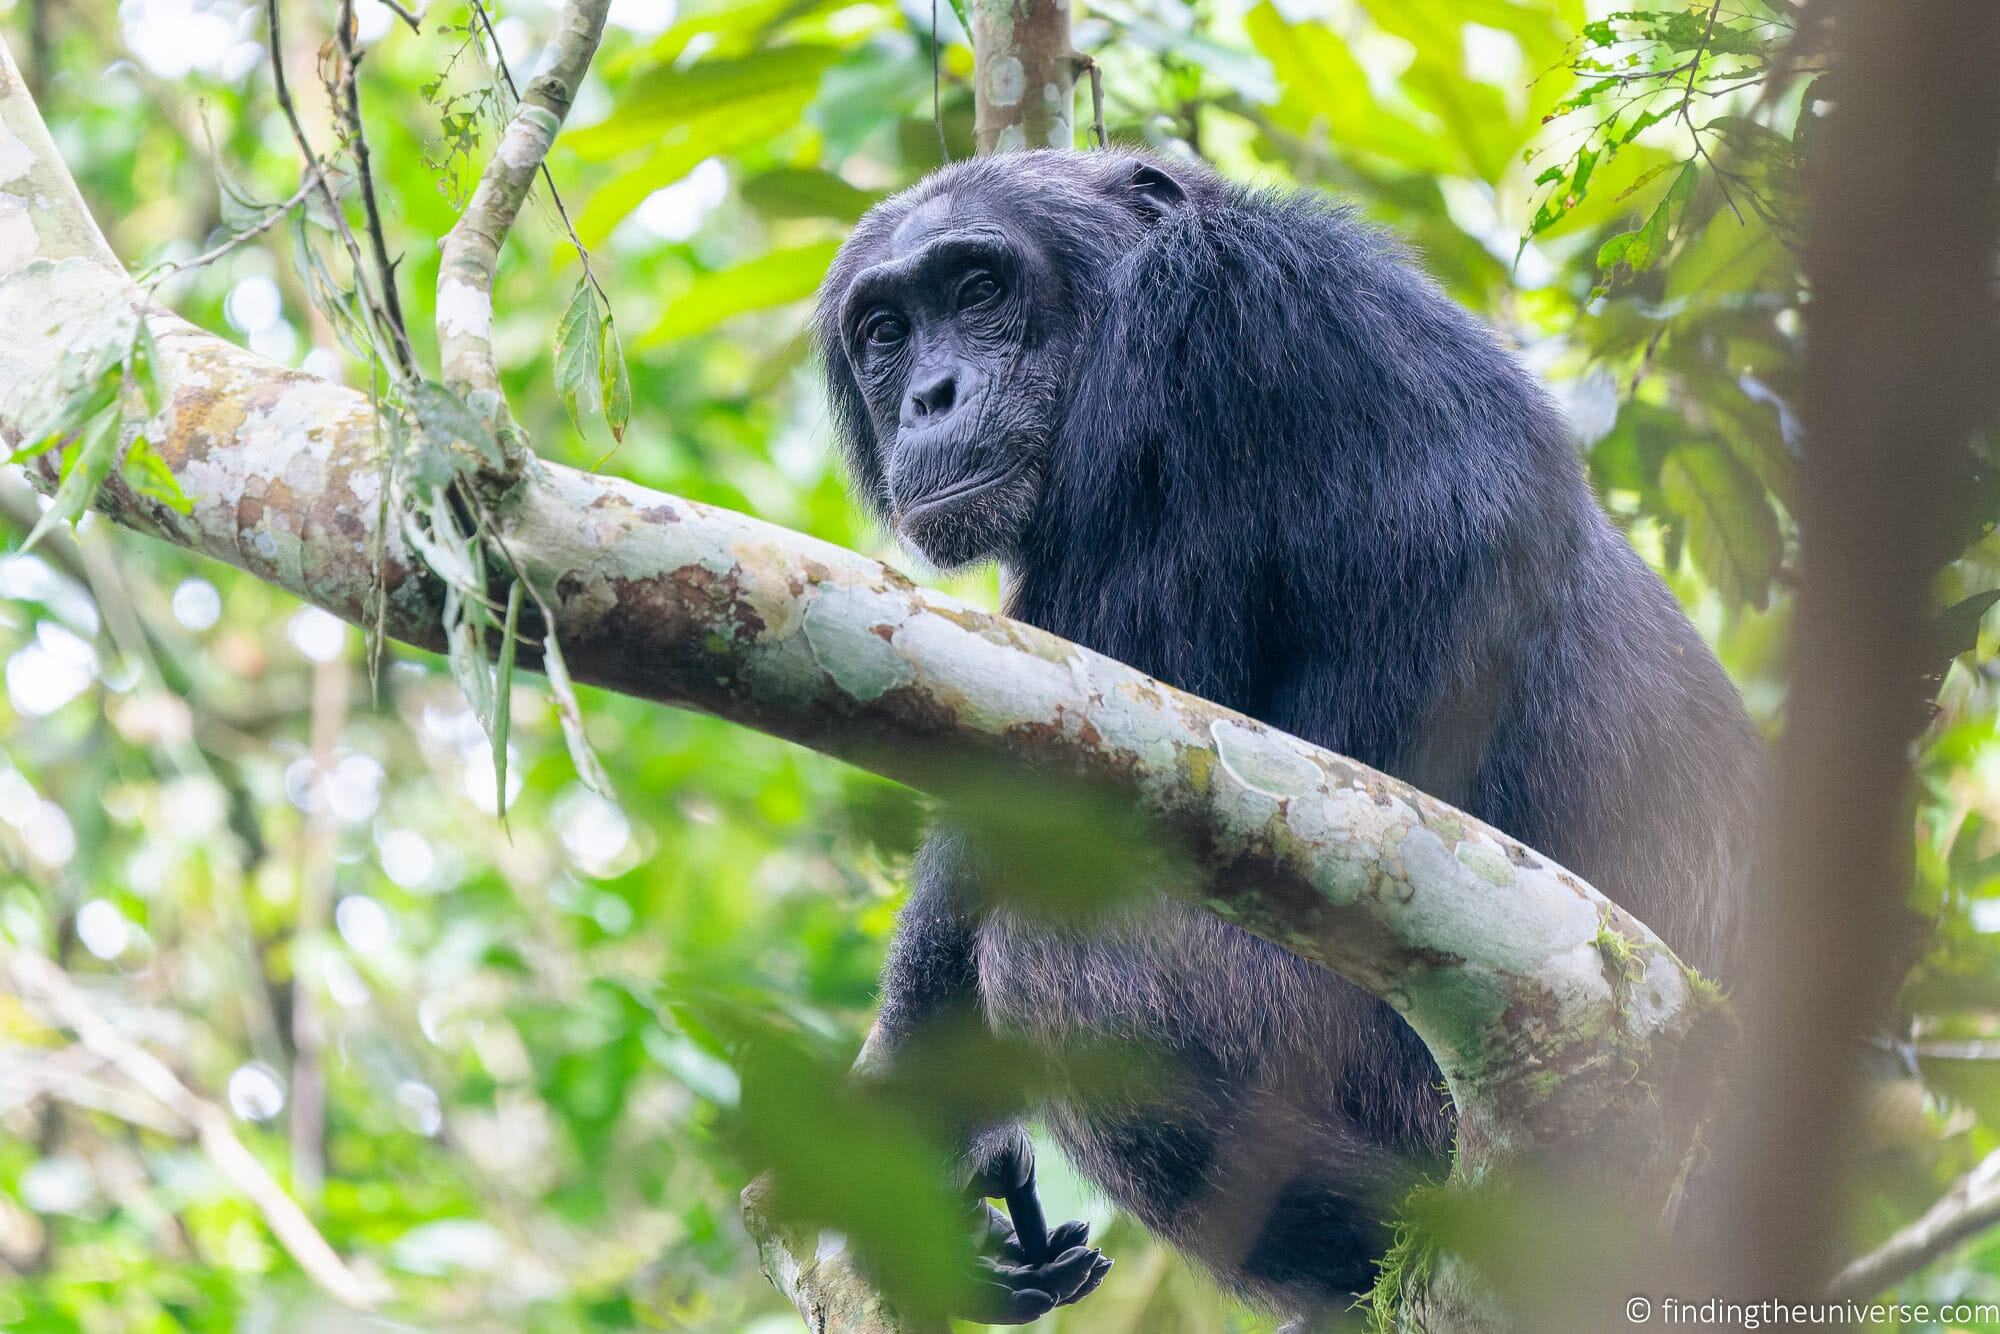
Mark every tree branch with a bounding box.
[262,0,409,380]
[378,0,425,32]
[334,0,417,378]
[1709,0,2000,1299]
[465,0,607,304]
[741,1175,947,1334]
[436,0,610,471]
[1828,1151,2000,1300]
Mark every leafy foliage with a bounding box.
[0,0,1995,1330]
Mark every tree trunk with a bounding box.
[970,0,1077,153]
[1709,0,2000,1301]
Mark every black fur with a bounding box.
[819,150,1760,1319]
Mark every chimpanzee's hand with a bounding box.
[956,1126,1111,1324]
[962,1202,1111,1324]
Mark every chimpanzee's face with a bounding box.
[821,155,1190,570]
[828,193,1075,569]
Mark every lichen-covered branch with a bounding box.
[0,36,1717,1332]
[435,0,609,465]
[968,0,1078,152]
[740,1176,947,1334]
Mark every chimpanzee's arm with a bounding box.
[860,829,1111,1324]
[861,829,985,1072]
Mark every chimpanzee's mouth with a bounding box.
[895,464,1024,528]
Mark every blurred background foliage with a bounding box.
[0,0,1995,1329]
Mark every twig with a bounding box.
[465,0,608,304]
[0,944,388,1309]
[1679,0,1746,223]
[140,173,320,292]
[378,0,424,30]
[1828,1150,2000,1298]
[289,645,351,1201]
[931,0,949,163]
[436,0,611,468]
[334,0,418,377]
[0,1045,182,1133]
[1078,52,1106,147]
[263,0,409,382]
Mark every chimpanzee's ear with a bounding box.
[1124,161,1188,216]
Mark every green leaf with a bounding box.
[739,168,879,222]
[574,99,802,244]
[1546,77,1623,118]
[292,214,377,364]
[599,315,630,446]
[540,616,615,799]
[408,380,503,471]
[1594,164,1697,293]
[216,165,273,235]
[1936,589,2000,666]
[1615,107,1672,148]
[447,605,495,737]
[1596,229,1641,271]
[120,437,194,514]
[400,493,484,597]
[565,48,837,160]
[1615,160,1680,203]
[645,241,839,345]
[128,322,164,417]
[1531,145,1603,236]
[556,278,605,436]
[1246,4,1454,176]
[5,374,120,466]
[1660,438,1781,611]
[18,407,122,555]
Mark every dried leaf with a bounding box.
[493,579,523,824]
[540,614,615,799]
[19,408,121,555]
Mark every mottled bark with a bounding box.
[742,1175,947,1334]
[970,0,1078,152]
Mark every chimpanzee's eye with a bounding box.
[957,270,1003,309]
[862,309,907,347]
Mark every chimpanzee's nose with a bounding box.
[903,369,958,426]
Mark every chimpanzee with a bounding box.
[814,149,1761,1326]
